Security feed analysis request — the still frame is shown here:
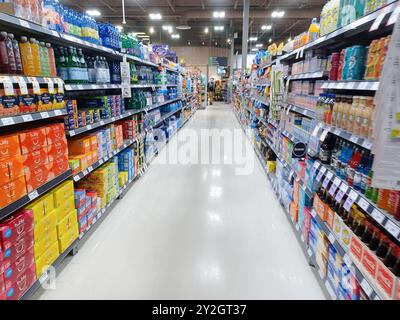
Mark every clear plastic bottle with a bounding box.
[57,47,69,81]
[4,32,17,74]
[19,36,34,76]
[87,56,95,83]
[8,34,22,74]
[307,18,320,43]
[77,49,88,83]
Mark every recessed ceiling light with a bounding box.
[271,10,285,18]
[213,11,225,18]
[137,35,149,38]
[202,41,205,45]
[204,27,209,34]
[116,25,123,32]
[149,13,162,20]
[149,27,155,34]
[261,24,272,30]
[256,43,263,47]
[171,34,180,39]
[227,38,231,44]
[162,25,173,33]
[188,41,191,45]
[269,38,272,43]
[176,25,191,30]
[86,9,101,16]
[214,25,224,31]
[249,37,258,41]
[251,48,258,51]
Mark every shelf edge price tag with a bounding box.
[343,189,358,212]
[28,77,41,94]
[343,254,352,268]
[335,183,348,203]
[316,166,327,182]
[328,233,336,244]
[28,190,39,201]
[1,117,15,126]
[385,220,400,239]
[360,279,373,297]
[44,78,55,94]
[320,128,329,142]
[371,208,385,224]
[14,76,28,95]
[40,112,49,119]
[22,114,33,122]
[350,135,359,144]
[54,110,62,116]
[329,177,341,196]
[322,171,334,189]
[370,12,386,31]
[0,76,14,96]
[357,197,370,212]
[19,19,30,28]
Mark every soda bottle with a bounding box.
[56,47,69,81]
[67,46,80,83]
[4,32,17,74]
[47,43,57,77]
[77,49,88,83]
[30,38,42,76]
[87,56,95,83]
[39,41,50,77]
[19,36,34,76]
[8,34,22,74]
[346,147,362,186]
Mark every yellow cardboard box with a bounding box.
[56,195,75,221]
[58,227,78,253]
[34,230,58,261]
[35,241,60,277]
[53,180,74,208]
[57,210,78,238]
[34,209,57,242]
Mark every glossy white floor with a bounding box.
[35,103,325,300]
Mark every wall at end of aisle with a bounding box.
[171,46,230,80]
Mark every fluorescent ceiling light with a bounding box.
[149,27,155,34]
[137,35,149,38]
[261,24,272,30]
[132,32,146,35]
[149,13,162,20]
[116,25,123,32]
[214,25,224,31]
[249,37,258,41]
[271,11,285,18]
[86,9,101,16]
[162,25,173,33]
[213,11,225,18]
[269,38,272,42]
[255,43,263,47]
[204,27,209,33]
[251,48,258,51]
[171,34,180,39]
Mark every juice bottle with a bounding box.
[19,36,34,76]
[40,41,50,77]
[307,18,320,43]
[341,97,352,130]
[30,38,42,76]
[4,31,17,74]
[360,97,372,138]
[347,96,359,133]
[46,43,57,77]
[368,98,376,140]
[332,95,340,127]
[387,190,400,215]
[0,32,9,73]
[346,147,362,186]
[377,189,390,211]
[354,96,365,136]
[8,34,22,74]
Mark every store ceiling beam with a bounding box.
[201,0,205,10]
[167,0,176,13]
[234,0,239,10]
[134,0,146,13]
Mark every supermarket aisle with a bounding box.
[36,103,325,300]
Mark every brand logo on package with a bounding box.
[292,142,307,158]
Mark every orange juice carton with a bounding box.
[4,263,36,300]
[0,210,34,251]
[24,166,50,192]
[18,92,38,113]
[68,137,91,155]
[0,134,20,160]
[19,127,47,154]
[22,147,49,172]
[0,156,24,185]
[0,176,26,209]
[37,88,53,111]
[45,123,66,145]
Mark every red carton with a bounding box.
[349,234,364,264]
[19,127,47,155]
[0,211,34,250]
[4,263,36,300]
[0,234,34,266]
[376,259,397,299]
[361,246,379,279]
[0,134,20,160]
[0,272,4,293]
[45,123,65,145]
[2,249,35,285]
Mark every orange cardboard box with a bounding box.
[325,206,335,230]
[313,194,326,221]
[91,150,98,163]
[0,134,20,160]
[291,202,298,223]
[69,155,88,172]
[19,127,47,155]
[68,138,91,155]
[50,157,69,176]
[0,176,26,209]
[47,141,68,163]
[45,123,66,145]
[22,147,49,172]
[24,166,51,193]
[89,135,98,151]
[0,156,24,184]
[293,180,299,205]
[376,259,397,299]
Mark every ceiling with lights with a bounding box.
[61,0,326,52]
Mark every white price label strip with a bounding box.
[0,76,14,96]
[19,19,30,28]
[28,77,41,94]
[361,279,373,297]
[362,140,373,149]
[54,110,62,116]
[40,112,49,119]
[14,76,28,95]
[320,129,329,142]
[357,197,370,212]
[385,220,400,239]
[329,177,341,196]
[343,254,352,268]
[370,12,386,31]
[371,208,385,224]
[22,114,33,122]
[387,5,400,25]
[350,135,359,143]
[2,117,14,126]
[328,233,336,244]
[28,190,39,200]
[307,248,313,257]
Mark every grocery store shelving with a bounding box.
[277,1,399,63]
[314,160,400,243]
[0,169,72,221]
[0,75,64,86]
[321,80,379,91]
[252,96,270,106]
[0,109,67,128]
[284,104,317,119]
[72,138,139,182]
[131,83,178,89]
[310,209,382,300]
[288,71,328,80]
[149,106,184,129]
[124,54,159,68]
[64,83,121,91]
[258,61,275,70]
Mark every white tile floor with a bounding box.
[35,103,325,300]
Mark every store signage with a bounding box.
[292,142,307,158]
[209,56,228,67]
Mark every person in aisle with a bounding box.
[207,77,215,105]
